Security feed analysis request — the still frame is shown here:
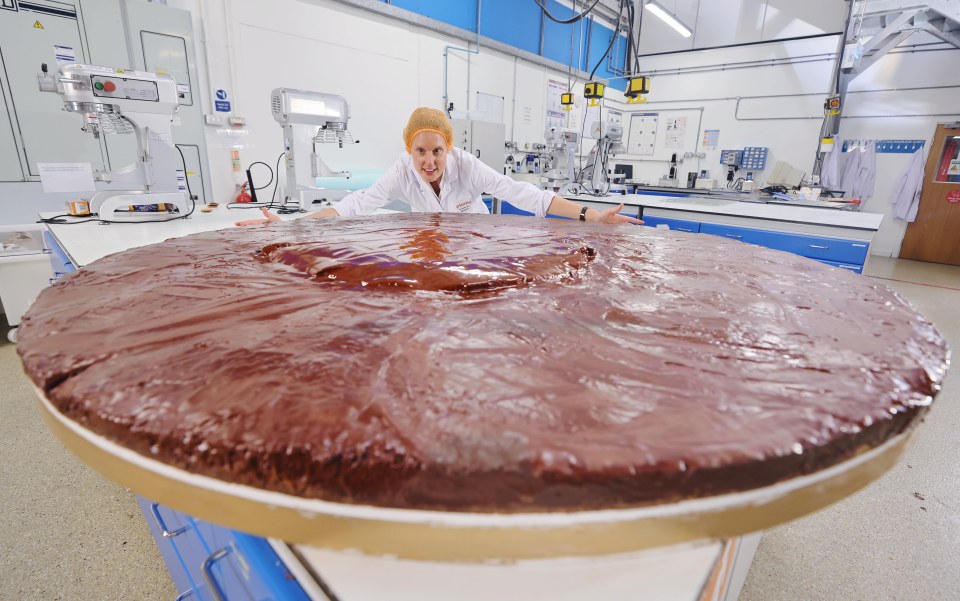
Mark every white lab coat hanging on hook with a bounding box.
[890,148,925,222]
[820,140,842,189]
[839,140,876,203]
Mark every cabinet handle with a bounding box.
[725,234,743,239]
[677,228,693,232]
[174,590,195,600]
[809,244,829,249]
[201,548,231,601]
[149,503,189,538]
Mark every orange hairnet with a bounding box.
[403,107,454,153]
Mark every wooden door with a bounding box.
[899,123,960,265]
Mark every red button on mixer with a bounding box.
[103,80,116,92]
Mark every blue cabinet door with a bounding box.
[193,520,312,601]
[643,216,701,233]
[815,259,864,274]
[500,201,535,216]
[139,498,310,601]
[42,230,76,280]
[765,233,869,264]
[137,497,206,599]
[699,223,868,265]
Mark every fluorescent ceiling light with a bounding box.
[645,0,692,38]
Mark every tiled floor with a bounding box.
[1,257,957,600]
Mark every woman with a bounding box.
[236,107,640,225]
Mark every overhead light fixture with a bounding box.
[644,0,692,38]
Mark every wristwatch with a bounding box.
[579,206,589,221]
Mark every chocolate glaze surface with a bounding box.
[17,213,949,512]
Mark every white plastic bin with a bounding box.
[0,224,54,340]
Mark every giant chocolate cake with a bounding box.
[18,213,949,512]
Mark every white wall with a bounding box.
[171,0,960,257]
[636,0,846,54]
[168,0,593,207]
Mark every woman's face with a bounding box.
[410,130,448,186]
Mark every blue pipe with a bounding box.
[442,0,482,112]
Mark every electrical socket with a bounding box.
[683,152,707,159]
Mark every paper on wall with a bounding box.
[38,163,97,193]
[665,117,687,149]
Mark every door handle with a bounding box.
[149,503,188,538]
[201,548,231,601]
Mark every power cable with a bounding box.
[534,0,603,24]
[39,146,197,224]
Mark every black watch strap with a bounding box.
[579,206,589,221]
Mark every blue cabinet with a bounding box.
[137,497,311,601]
[699,223,868,265]
[646,217,870,274]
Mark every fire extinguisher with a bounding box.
[235,182,253,203]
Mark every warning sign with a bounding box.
[34,21,44,29]
[948,160,960,176]
[947,190,960,204]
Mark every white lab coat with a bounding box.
[333,147,555,217]
[819,144,842,190]
[890,148,925,222]
[839,141,877,201]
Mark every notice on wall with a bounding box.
[476,91,504,123]
[627,112,658,156]
[664,117,687,149]
[702,129,720,150]
[522,104,534,126]
[37,163,96,193]
[546,79,568,130]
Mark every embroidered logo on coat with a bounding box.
[456,199,472,212]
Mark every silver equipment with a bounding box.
[580,121,625,194]
[542,127,579,192]
[271,88,354,211]
[37,63,189,221]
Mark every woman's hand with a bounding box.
[234,207,281,227]
[596,203,644,225]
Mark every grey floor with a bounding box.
[1,257,957,600]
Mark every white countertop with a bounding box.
[569,193,884,231]
[41,207,409,267]
[42,207,253,267]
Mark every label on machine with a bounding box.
[91,75,159,102]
